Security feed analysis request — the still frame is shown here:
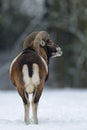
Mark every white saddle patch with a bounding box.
[40,56,48,74]
[22,64,40,94]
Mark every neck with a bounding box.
[39,48,50,81]
[40,48,49,64]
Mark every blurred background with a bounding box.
[0,0,87,90]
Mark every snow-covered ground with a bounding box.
[0,89,87,130]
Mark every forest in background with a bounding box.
[0,0,87,89]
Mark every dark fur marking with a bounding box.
[23,92,28,105]
[17,49,43,81]
[23,97,27,105]
[28,64,33,77]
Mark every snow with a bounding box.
[0,89,87,130]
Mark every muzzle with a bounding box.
[52,47,62,58]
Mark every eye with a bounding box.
[40,40,45,46]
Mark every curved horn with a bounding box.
[33,31,50,53]
[23,31,38,49]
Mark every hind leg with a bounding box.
[24,92,30,125]
[31,99,38,124]
[17,88,30,125]
[31,84,43,124]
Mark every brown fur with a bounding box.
[10,31,62,124]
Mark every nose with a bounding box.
[56,47,63,56]
[56,47,61,51]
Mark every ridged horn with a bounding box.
[23,31,38,49]
[33,31,50,53]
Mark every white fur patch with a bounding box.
[22,64,40,94]
[32,64,40,85]
[40,56,48,74]
[10,52,22,75]
[22,64,30,86]
[52,47,62,58]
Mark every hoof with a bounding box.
[25,120,30,125]
[33,119,38,124]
